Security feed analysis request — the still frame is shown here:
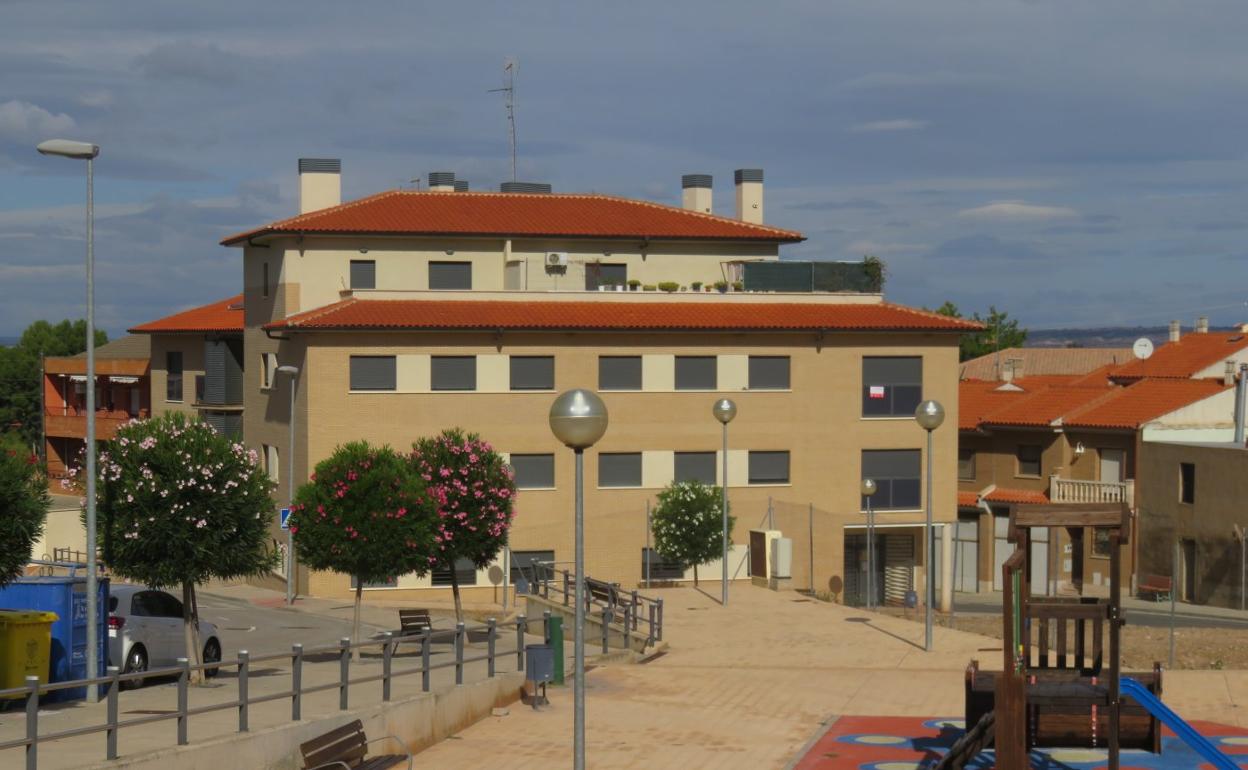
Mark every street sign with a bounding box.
[280,508,291,531]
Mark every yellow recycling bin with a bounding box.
[0,610,58,697]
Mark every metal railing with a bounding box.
[1049,476,1134,506]
[0,615,543,770]
[531,566,664,647]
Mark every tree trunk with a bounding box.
[450,565,464,624]
[182,582,203,685]
[694,563,699,587]
[352,578,363,663]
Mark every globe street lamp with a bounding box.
[37,138,102,700]
[915,399,946,652]
[276,364,300,605]
[860,478,878,610]
[549,389,607,770]
[712,398,737,606]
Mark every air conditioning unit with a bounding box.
[545,252,569,268]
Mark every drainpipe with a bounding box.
[1235,364,1247,446]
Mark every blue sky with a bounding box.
[2,0,1247,336]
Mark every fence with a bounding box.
[532,566,664,647]
[0,615,544,770]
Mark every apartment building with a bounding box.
[220,159,976,604]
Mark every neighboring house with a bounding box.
[129,295,245,438]
[221,158,977,605]
[1110,319,1248,382]
[42,334,151,478]
[960,347,1134,381]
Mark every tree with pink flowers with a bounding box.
[410,429,517,623]
[288,441,439,657]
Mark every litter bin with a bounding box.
[525,643,554,683]
[0,611,58,697]
[0,576,109,702]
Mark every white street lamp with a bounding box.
[549,389,607,770]
[276,364,300,605]
[860,478,878,610]
[712,398,737,606]
[915,399,946,652]
[37,138,101,700]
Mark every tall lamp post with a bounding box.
[549,389,608,770]
[276,364,300,605]
[915,399,946,652]
[37,138,101,700]
[860,478,878,610]
[712,398,737,606]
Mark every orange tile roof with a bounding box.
[222,190,805,245]
[977,384,1117,428]
[960,347,1134,379]
[1062,378,1230,429]
[129,295,244,334]
[982,487,1049,505]
[957,491,982,508]
[958,375,1108,430]
[265,297,982,333]
[1110,332,1248,380]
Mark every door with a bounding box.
[993,514,1011,591]
[955,517,979,592]
[1181,539,1197,602]
[1100,449,1125,482]
[883,534,915,606]
[1030,526,1050,596]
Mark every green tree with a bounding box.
[410,429,517,623]
[92,413,276,681]
[0,434,49,586]
[289,442,439,657]
[650,480,733,586]
[934,303,1027,361]
[0,319,108,444]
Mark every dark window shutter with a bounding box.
[862,357,923,416]
[599,356,642,390]
[431,356,476,391]
[748,451,790,484]
[674,452,716,484]
[350,260,376,290]
[204,341,226,405]
[349,356,397,391]
[675,356,717,390]
[509,356,554,390]
[429,261,473,290]
[748,356,790,389]
[511,454,555,488]
[599,453,642,487]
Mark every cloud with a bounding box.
[957,200,1078,221]
[926,235,1050,261]
[849,119,928,133]
[133,42,250,85]
[78,90,114,108]
[838,71,997,90]
[0,100,75,140]
[786,198,886,211]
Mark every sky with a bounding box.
[2,0,1248,337]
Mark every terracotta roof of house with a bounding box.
[70,334,150,360]
[957,491,982,508]
[1061,378,1231,429]
[960,346,1134,380]
[976,384,1118,428]
[958,375,1109,430]
[129,295,244,334]
[264,297,982,333]
[1110,331,1248,380]
[982,487,1050,505]
[222,190,805,245]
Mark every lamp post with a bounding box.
[549,389,608,770]
[37,138,101,700]
[712,398,737,606]
[276,364,300,605]
[915,399,946,652]
[860,478,878,610]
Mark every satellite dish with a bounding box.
[1133,337,1154,360]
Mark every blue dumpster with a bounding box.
[0,576,109,702]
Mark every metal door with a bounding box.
[883,534,915,606]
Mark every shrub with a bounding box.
[0,435,48,587]
[650,480,733,586]
[658,281,680,293]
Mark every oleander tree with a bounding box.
[289,441,440,658]
[92,413,276,682]
[409,429,517,623]
[0,435,49,587]
[650,480,734,586]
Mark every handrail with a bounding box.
[530,565,664,646]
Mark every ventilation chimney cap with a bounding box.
[428,171,456,187]
[1197,315,1210,333]
[1169,320,1181,342]
[298,158,341,174]
[682,174,713,189]
[734,168,764,184]
[453,180,469,192]
[500,181,552,194]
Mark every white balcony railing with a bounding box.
[1049,476,1135,507]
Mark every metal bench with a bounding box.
[1138,575,1172,602]
[397,609,433,640]
[298,719,412,770]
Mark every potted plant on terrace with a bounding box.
[714,280,728,293]
[691,281,703,291]
[628,279,641,291]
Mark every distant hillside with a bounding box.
[0,336,18,347]
[1026,325,1237,348]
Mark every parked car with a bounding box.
[107,584,221,688]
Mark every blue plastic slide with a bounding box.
[1120,676,1239,770]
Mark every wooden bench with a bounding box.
[1138,575,1172,602]
[397,609,432,640]
[299,719,411,770]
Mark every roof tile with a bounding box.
[982,487,1050,505]
[129,295,244,334]
[1061,378,1230,429]
[1111,332,1248,380]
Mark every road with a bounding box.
[196,590,393,658]
[952,592,1248,629]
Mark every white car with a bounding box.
[107,585,222,688]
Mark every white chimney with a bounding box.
[734,168,764,224]
[428,171,455,192]
[1169,320,1181,343]
[1197,315,1210,334]
[1225,360,1237,386]
[681,174,713,214]
[298,158,341,214]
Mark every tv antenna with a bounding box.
[488,58,517,183]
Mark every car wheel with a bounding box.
[121,645,147,690]
[203,638,221,678]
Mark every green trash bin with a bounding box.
[0,610,58,697]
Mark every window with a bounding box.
[1017,445,1042,477]
[349,356,397,391]
[1180,462,1196,504]
[958,449,976,481]
[748,451,790,484]
[194,374,205,404]
[599,356,642,390]
[641,548,685,581]
[351,575,398,589]
[748,356,790,390]
[262,262,269,299]
[861,449,921,510]
[675,356,717,390]
[1092,528,1112,558]
[674,452,716,484]
[131,591,182,619]
[585,262,627,290]
[429,261,472,290]
[264,444,279,483]
[349,260,376,290]
[511,454,555,489]
[862,356,922,417]
[599,453,642,487]
[431,356,476,391]
[262,353,277,389]
[510,550,555,585]
[432,557,478,587]
[166,351,183,402]
[509,356,554,391]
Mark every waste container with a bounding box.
[525,643,554,684]
[0,611,58,697]
[0,576,109,702]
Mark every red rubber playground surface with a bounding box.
[793,715,1248,770]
